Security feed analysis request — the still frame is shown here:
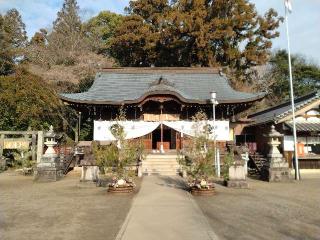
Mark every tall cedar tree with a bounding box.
[49,0,87,65]
[0,9,27,75]
[110,0,282,78]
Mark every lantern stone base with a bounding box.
[35,157,64,182]
[268,167,291,182]
[34,167,64,182]
[264,160,291,182]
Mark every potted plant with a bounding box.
[179,111,216,196]
[93,107,143,193]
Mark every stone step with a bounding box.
[142,162,180,166]
[142,165,180,169]
[143,165,180,169]
[143,153,182,176]
[142,170,180,176]
[142,165,180,170]
[144,158,178,160]
[144,169,180,173]
[145,159,179,163]
[142,165,181,170]
[145,154,179,160]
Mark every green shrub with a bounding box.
[222,152,234,181]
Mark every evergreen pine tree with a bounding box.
[110,0,282,79]
[0,9,27,75]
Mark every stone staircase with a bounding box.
[248,152,269,175]
[142,153,181,176]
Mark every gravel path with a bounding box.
[0,171,138,240]
[196,176,320,240]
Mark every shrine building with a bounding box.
[60,68,264,153]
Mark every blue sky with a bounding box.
[0,0,319,65]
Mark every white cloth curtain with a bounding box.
[162,121,195,137]
[163,120,230,141]
[94,120,229,141]
[94,121,160,141]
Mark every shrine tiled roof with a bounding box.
[285,122,320,132]
[248,91,320,125]
[60,68,265,105]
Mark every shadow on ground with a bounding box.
[195,176,320,240]
[156,176,189,190]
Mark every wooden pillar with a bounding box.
[0,134,4,156]
[75,121,79,143]
[160,104,164,152]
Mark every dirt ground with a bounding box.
[1,171,320,240]
[196,175,320,240]
[0,170,139,240]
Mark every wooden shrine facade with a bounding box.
[60,68,265,151]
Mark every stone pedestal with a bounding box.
[227,164,248,189]
[0,156,6,171]
[80,166,99,182]
[268,161,290,182]
[35,156,63,182]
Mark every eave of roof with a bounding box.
[60,91,265,105]
[285,122,320,132]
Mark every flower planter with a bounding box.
[190,186,215,196]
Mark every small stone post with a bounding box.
[227,146,249,188]
[31,134,37,162]
[36,131,44,164]
[266,125,290,182]
[0,134,4,157]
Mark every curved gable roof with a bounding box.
[60,68,264,105]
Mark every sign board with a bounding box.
[283,135,294,151]
[211,120,230,141]
[3,140,30,150]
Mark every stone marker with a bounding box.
[227,146,249,188]
[80,166,99,181]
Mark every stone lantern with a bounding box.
[265,125,290,182]
[35,126,63,182]
[44,125,57,157]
